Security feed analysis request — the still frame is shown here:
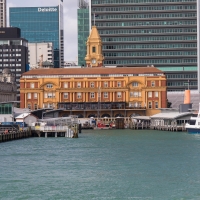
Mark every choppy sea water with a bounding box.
[1,129,200,200]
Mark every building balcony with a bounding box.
[58,102,146,111]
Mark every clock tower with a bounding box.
[85,26,104,67]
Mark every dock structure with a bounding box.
[149,109,193,132]
[130,116,151,130]
[31,116,79,138]
[0,129,32,143]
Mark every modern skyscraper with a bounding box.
[78,0,89,66]
[9,1,64,68]
[0,27,28,100]
[90,0,197,91]
[197,0,200,93]
[0,0,6,27]
[28,42,54,69]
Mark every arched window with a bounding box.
[132,82,138,87]
[88,114,96,118]
[115,113,124,117]
[101,114,110,118]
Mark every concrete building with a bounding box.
[89,0,197,91]
[0,27,28,100]
[78,0,89,66]
[10,1,64,68]
[0,69,17,102]
[28,42,54,69]
[0,0,6,27]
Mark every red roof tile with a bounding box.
[22,67,164,76]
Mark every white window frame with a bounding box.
[46,84,53,88]
[90,82,94,88]
[104,92,108,98]
[27,93,31,99]
[148,101,152,109]
[132,82,138,87]
[90,92,95,98]
[77,82,81,88]
[77,92,82,99]
[154,91,158,98]
[151,81,155,87]
[47,92,53,98]
[117,92,122,98]
[134,92,138,97]
[34,93,37,99]
[155,102,159,108]
[117,81,121,87]
[104,82,108,87]
[30,83,34,88]
[63,92,68,99]
[148,92,152,97]
[64,82,68,88]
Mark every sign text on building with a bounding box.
[38,8,57,12]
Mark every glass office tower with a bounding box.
[91,0,197,91]
[10,3,64,68]
[78,0,89,66]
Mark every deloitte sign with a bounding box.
[38,7,57,12]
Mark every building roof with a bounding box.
[167,90,200,111]
[88,26,101,41]
[15,113,30,119]
[132,116,151,120]
[14,107,30,114]
[15,113,38,119]
[22,67,164,76]
[44,109,64,113]
[150,112,193,120]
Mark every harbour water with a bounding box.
[1,129,200,200]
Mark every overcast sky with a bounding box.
[7,0,78,62]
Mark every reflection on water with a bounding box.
[0,129,200,200]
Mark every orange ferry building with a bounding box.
[20,26,167,117]
[20,67,167,117]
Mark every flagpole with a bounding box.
[94,13,95,26]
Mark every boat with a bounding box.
[185,105,200,134]
[93,122,112,130]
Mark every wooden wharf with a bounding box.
[0,129,32,143]
[31,116,79,138]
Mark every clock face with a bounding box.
[92,59,96,64]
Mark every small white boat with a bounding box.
[185,104,200,134]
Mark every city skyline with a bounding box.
[7,0,77,62]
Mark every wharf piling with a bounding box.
[0,129,32,143]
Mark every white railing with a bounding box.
[32,126,69,132]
